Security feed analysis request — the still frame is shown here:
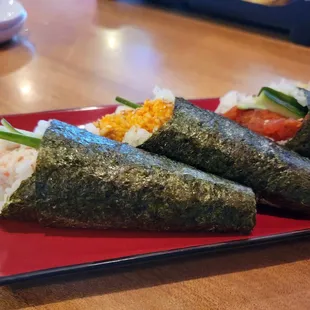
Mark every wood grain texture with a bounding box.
[0,0,310,309]
[1,241,310,310]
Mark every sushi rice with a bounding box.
[0,87,174,213]
[87,86,175,147]
[0,120,51,212]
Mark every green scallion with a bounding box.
[1,119,23,134]
[115,96,140,109]
[0,131,41,149]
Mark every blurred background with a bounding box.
[119,0,310,46]
[0,0,309,115]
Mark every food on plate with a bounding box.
[0,120,256,233]
[0,119,46,221]
[0,176,36,221]
[93,87,175,147]
[217,79,310,157]
[91,87,310,215]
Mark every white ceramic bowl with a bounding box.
[0,0,27,31]
[0,13,26,44]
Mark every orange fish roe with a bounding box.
[94,99,174,142]
[223,106,303,141]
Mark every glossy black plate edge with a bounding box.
[1,229,309,287]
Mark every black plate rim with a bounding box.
[1,229,309,286]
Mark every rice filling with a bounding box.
[0,120,51,213]
[92,87,175,147]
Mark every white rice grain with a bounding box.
[84,123,100,135]
[0,146,38,212]
[122,126,152,147]
[34,120,51,137]
[152,86,175,103]
[215,91,255,114]
[0,120,51,213]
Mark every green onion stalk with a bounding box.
[115,96,140,109]
[0,119,42,149]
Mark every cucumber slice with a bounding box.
[237,96,265,110]
[257,87,308,119]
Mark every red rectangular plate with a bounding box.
[1,99,310,286]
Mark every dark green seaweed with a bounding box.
[140,98,310,215]
[285,89,310,158]
[35,120,256,233]
[1,175,36,221]
[285,113,310,158]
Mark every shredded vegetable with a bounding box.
[115,96,140,109]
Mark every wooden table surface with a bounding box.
[1,0,310,309]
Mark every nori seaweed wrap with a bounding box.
[285,113,310,158]
[32,120,256,233]
[286,88,310,157]
[140,98,310,215]
[1,176,36,221]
